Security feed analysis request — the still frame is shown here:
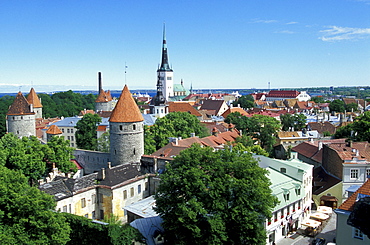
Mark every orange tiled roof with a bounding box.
[109,85,144,123]
[26,88,43,108]
[79,109,95,116]
[7,92,35,116]
[221,107,248,118]
[95,89,112,103]
[46,124,62,135]
[168,102,202,117]
[338,179,370,211]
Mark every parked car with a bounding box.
[312,237,326,245]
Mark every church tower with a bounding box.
[150,75,168,118]
[157,24,174,100]
[6,91,36,138]
[26,88,43,119]
[109,85,144,166]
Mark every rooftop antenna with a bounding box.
[268,81,270,90]
[124,62,128,85]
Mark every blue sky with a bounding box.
[0,0,369,92]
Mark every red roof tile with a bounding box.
[109,85,144,123]
[26,88,43,108]
[168,102,202,117]
[7,91,35,116]
[338,179,370,211]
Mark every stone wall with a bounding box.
[73,149,110,174]
[7,114,36,137]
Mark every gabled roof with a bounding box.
[46,124,62,135]
[284,99,298,108]
[199,100,226,113]
[313,166,342,195]
[308,121,336,135]
[7,91,35,116]
[221,107,248,118]
[338,179,370,211]
[168,102,201,117]
[109,85,144,123]
[26,88,43,108]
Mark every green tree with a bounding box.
[155,144,278,244]
[329,99,345,113]
[232,135,269,156]
[0,166,71,244]
[0,95,15,137]
[75,113,102,150]
[280,113,307,131]
[232,95,255,109]
[249,115,280,153]
[45,136,77,173]
[311,96,327,103]
[144,112,210,154]
[224,112,251,131]
[97,131,110,153]
[345,102,358,112]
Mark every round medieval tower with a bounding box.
[6,91,36,138]
[109,85,144,166]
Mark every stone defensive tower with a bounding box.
[95,72,113,112]
[46,124,63,142]
[109,85,144,166]
[26,88,43,119]
[6,91,36,138]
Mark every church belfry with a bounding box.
[157,24,174,100]
[150,74,168,118]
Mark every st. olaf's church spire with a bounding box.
[157,24,174,100]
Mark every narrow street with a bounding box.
[277,212,336,245]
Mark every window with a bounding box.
[120,125,123,131]
[133,124,136,130]
[130,187,134,197]
[92,194,96,204]
[354,228,364,240]
[69,204,71,213]
[63,205,67,212]
[71,129,74,133]
[100,210,104,220]
[284,193,290,201]
[123,190,127,199]
[145,182,148,191]
[167,77,172,80]
[350,169,359,179]
[71,143,74,147]
[62,128,64,133]
[295,188,301,196]
[92,211,96,219]
[71,136,74,141]
[81,198,86,208]
[67,136,70,140]
[280,168,286,173]
[67,129,70,133]
[366,169,370,178]
[138,184,141,194]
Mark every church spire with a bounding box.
[158,23,173,72]
[154,75,166,106]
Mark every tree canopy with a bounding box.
[225,112,280,154]
[334,111,370,142]
[144,112,210,154]
[155,144,277,244]
[0,134,76,184]
[232,95,255,109]
[0,165,71,244]
[75,113,102,150]
[279,113,307,131]
[329,99,345,113]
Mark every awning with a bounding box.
[317,206,332,214]
[301,219,321,228]
[310,212,329,221]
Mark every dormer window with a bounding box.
[280,168,286,174]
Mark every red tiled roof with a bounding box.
[95,89,112,103]
[46,125,62,135]
[266,90,300,98]
[79,110,95,116]
[109,85,144,123]
[308,121,336,135]
[327,142,370,162]
[97,125,107,132]
[221,107,248,118]
[168,102,202,117]
[338,179,370,211]
[26,88,43,108]
[7,91,35,116]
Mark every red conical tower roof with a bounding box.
[109,85,143,123]
[46,124,62,135]
[95,89,109,103]
[26,88,43,108]
[7,91,35,116]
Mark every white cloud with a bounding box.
[274,30,295,34]
[250,18,277,24]
[319,26,370,41]
[286,22,298,25]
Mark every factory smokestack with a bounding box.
[98,72,102,92]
